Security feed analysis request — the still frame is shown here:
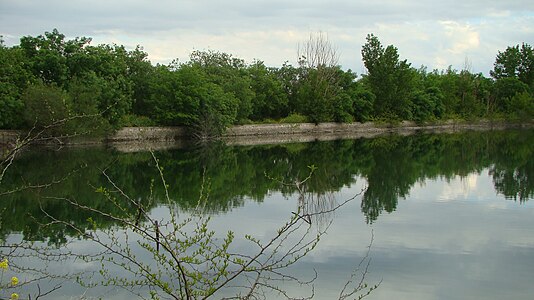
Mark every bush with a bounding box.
[371,112,402,127]
[279,113,309,124]
[236,118,254,125]
[67,77,113,136]
[22,81,114,137]
[118,114,156,127]
[21,82,70,133]
[508,92,534,120]
[0,82,24,129]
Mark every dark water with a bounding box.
[1,129,533,299]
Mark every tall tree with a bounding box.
[247,60,288,120]
[493,77,530,113]
[295,32,344,123]
[21,81,70,134]
[361,34,415,120]
[19,29,91,87]
[0,40,34,128]
[491,43,534,91]
[126,46,153,116]
[189,50,254,122]
[177,64,238,138]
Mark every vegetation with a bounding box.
[0,30,532,138]
[2,29,531,299]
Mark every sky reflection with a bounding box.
[206,169,534,299]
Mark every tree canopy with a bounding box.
[0,30,532,135]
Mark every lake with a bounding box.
[1,129,533,299]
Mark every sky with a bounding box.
[1,0,533,75]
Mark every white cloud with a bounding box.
[0,0,532,74]
[440,21,480,55]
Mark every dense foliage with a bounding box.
[0,30,532,136]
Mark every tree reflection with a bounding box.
[488,130,534,202]
[0,129,533,239]
[360,130,534,222]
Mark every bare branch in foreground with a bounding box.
[2,150,378,299]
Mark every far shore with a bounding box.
[1,119,533,152]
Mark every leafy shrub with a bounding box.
[21,82,69,133]
[236,118,254,125]
[508,92,534,120]
[279,113,309,124]
[118,114,156,127]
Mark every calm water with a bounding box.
[1,129,533,299]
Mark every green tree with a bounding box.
[67,74,113,135]
[17,30,138,127]
[411,86,445,123]
[21,82,70,134]
[247,60,288,120]
[78,44,134,126]
[189,50,254,123]
[508,92,534,120]
[294,32,343,123]
[142,64,185,125]
[493,77,530,113]
[456,71,488,117]
[491,43,534,91]
[361,34,415,120]
[0,79,22,129]
[126,46,153,117]
[433,67,462,117]
[295,67,335,122]
[139,61,239,138]
[428,67,489,118]
[19,29,91,87]
[0,41,34,128]
[352,85,375,122]
[332,67,363,123]
[177,64,238,138]
[276,62,301,114]
[413,67,446,118]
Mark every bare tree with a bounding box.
[0,112,102,185]
[31,154,324,299]
[296,32,345,122]
[8,157,377,300]
[2,129,379,299]
[0,112,110,300]
[297,31,339,70]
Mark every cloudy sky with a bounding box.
[1,0,533,75]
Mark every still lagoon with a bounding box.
[1,129,533,299]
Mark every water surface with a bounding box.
[1,129,533,299]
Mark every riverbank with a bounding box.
[1,119,533,150]
[221,119,534,147]
[89,119,534,148]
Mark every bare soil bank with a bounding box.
[1,120,533,151]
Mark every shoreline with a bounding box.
[1,120,533,151]
[108,119,534,144]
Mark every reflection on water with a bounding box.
[0,129,533,299]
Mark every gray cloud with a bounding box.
[1,0,532,73]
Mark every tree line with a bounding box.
[0,29,533,137]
